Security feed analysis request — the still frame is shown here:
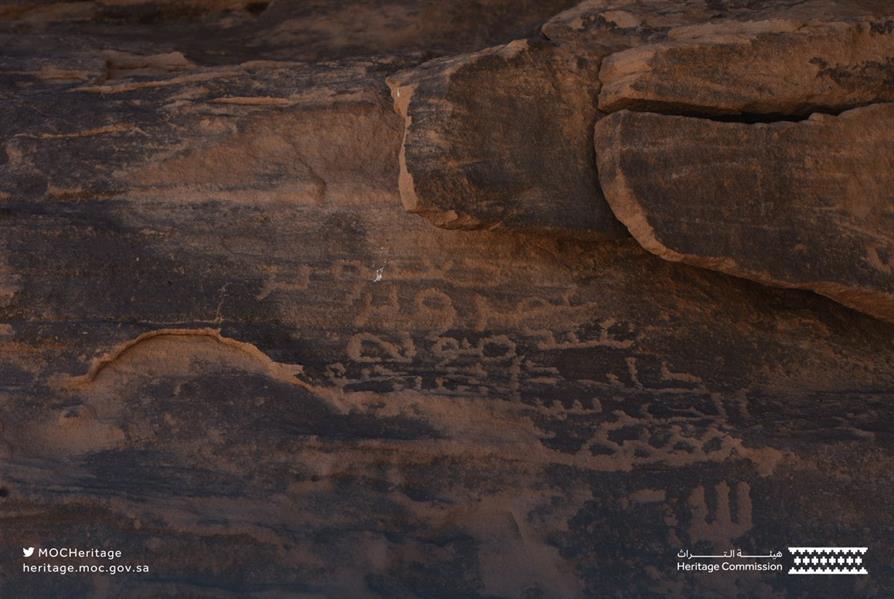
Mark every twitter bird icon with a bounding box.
[22,547,34,557]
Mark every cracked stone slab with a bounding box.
[598,17,894,115]
[388,0,892,233]
[385,0,729,234]
[595,103,894,323]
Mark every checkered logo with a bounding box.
[788,547,867,575]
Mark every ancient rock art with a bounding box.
[2,0,894,596]
[687,482,753,548]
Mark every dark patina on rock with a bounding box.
[598,18,894,116]
[595,104,894,323]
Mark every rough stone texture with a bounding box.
[386,0,723,233]
[389,0,894,233]
[595,104,894,324]
[388,39,628,233]
[598,18,894,115]
[0,0,581,63]
[254,0,583,61]
[2,1,894,598]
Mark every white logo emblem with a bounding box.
[788,547,867,575]
[22,547,34,557]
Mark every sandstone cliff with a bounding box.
[1,1,893,597]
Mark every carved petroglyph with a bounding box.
[346,332,417,364]
[529,320,636,351]
[573,356,710,398]
[687,482,754,548]
[431,335,517,366]
[340,317,710,402]
[354,286,457,333]
[256,265,313,300]
[577,411,767,471]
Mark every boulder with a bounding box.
[385,0,725,233]
[595,104,894,322]
[390,0,894,233]
[388,39,627,233]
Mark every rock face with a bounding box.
[595,104,894,323]
[255,0,583,61]
[389,0,894,233]
[598,18,894,115]
[386,0,724,233]
[3,1,894,598]
[388,39,626,233]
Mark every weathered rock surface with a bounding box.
[388,39,627,233]
[595,104,894,323]
[0,0,581,63]
[599,18,894,115]
[254,0,583,61]
[386,0,723,233]
[390,0,894,233]
[2,1,894,597]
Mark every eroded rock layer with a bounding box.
[595,104,894,323]
[598,17,894,115]
[386,0,724,233]
[390,0,894,233]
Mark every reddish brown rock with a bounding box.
[388,40,627,233]
[255,0,582,61]
[389,0,893,233]
[595,103,894,322]
[3,1,894,597]
[599,18,894,115]
[385,0,725,233]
